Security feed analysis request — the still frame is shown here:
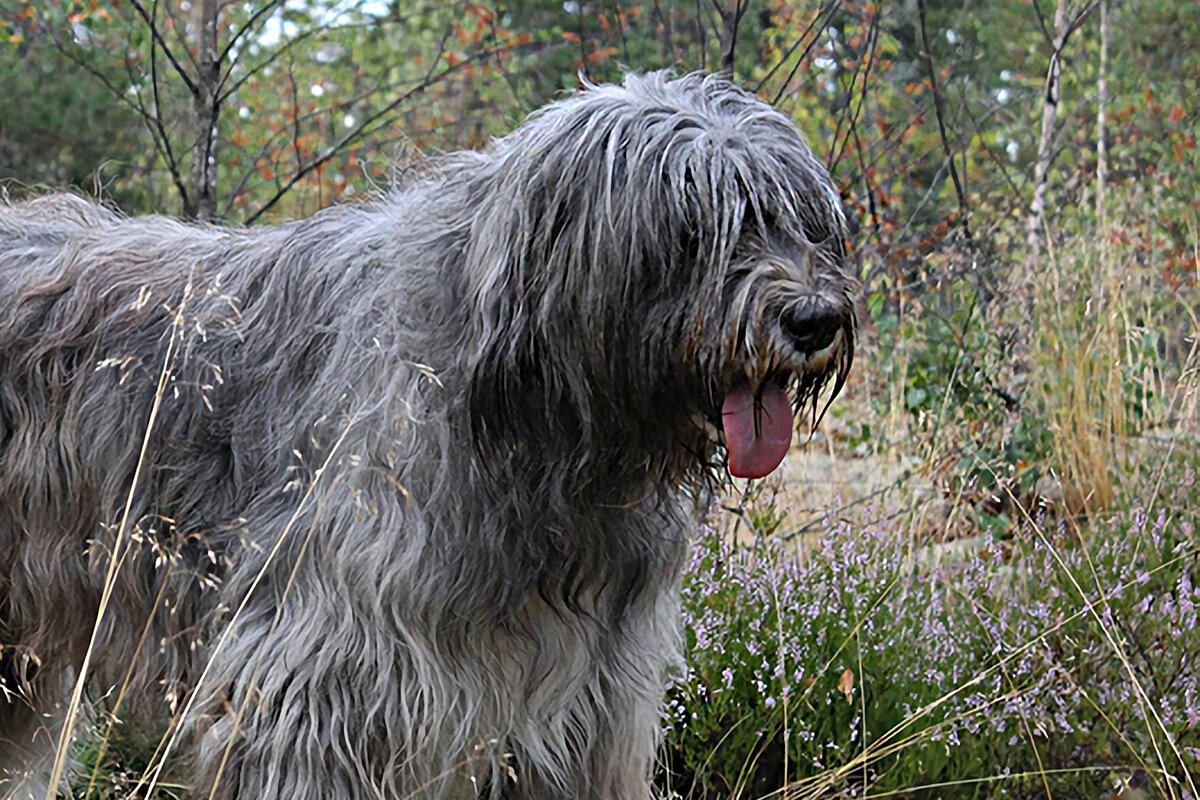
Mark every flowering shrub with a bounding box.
[662,500,1200,798]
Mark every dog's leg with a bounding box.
[190,615,471,800]
[189,640,390,800]
[503,597,677,800]
[503,667,664,800]
[584,675,663,800]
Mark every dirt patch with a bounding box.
[718,433,927,540]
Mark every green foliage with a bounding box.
[71,719,187,799]
[0,2,151,208]
[869,274,1055,517]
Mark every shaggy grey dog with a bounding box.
[0,73,854,799]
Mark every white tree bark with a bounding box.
[1093,0,1110,306]
[1024,0,1071,274]
[1096,0,1109,234]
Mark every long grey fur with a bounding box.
[0,72,855,799]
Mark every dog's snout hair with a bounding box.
[0,72,854,800]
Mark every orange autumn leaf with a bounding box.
[838,669,854,704]
[562,31,581,44]
[587,46,618,65]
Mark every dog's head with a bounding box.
[464,72,855,487]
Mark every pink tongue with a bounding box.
[721,382,794,479]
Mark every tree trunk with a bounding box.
[718,1,744,78]
[1023,0,1070,275]
[1094,0,1110,306]
[1096,0,1109,235]
[190,0,221,221]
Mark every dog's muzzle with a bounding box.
[719,297,850,481]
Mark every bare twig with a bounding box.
[217,0,284,66]
[575,0,588,72]
[718,0,747,77]
[243,37,517,224]
[612,3,630,64]
[650,0,679,64]
[828,8,880,174]
[964,101,1025,208]
[219,22,365,102]
[1024,0,1098,272]
[286,63,302,172]
[190,0,222,220]
[129,0,199,96]
[148,0,193,211]
[43,27,191,208]
[764,0,841,105]
[849,122,879,241]
[917,0,972,243]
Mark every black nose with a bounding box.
[781,302,844,354]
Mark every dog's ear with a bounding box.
[460,160,594,470]
[457,95,735,460]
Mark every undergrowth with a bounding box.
[663,481,1200,798]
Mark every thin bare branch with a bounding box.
[190,0,222,220]
[218,22,321,102]
[718,0,747,76]
[129,0,199,96]
[287,63,302,172]
[43,27,190,208]
[650,0,679,64]
[149,0,192,210]
[218,0,284,65]
[763,0,841,105]
[612,3,630,64]
[222,22,470,216]
[243,37,525,224]
[828,8,880,173]
[917,0,972,243]
[1024,0,1070,273]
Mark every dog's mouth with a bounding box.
[694,323,853,479]
[720,378,794,479]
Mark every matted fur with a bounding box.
[0,73,855,799]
